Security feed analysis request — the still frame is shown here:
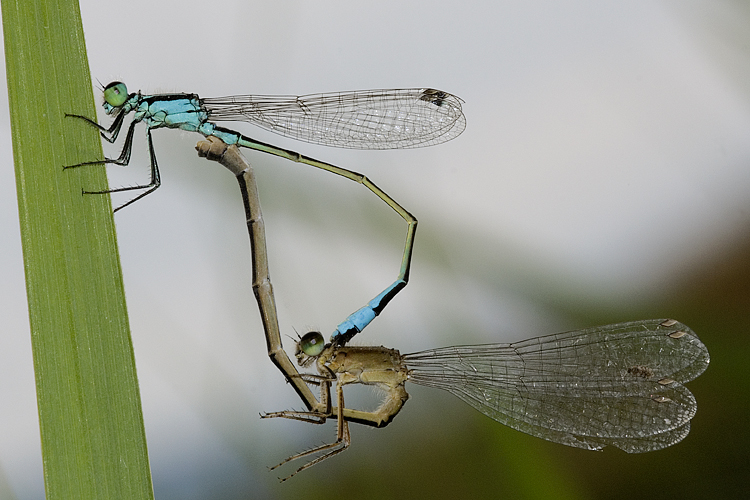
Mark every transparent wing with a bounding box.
[404,319,709,453]
[201,88,465,149]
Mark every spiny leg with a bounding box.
[260,369,334,421]
[65,118,162,211]
[269,380,351,482]
[100,128,162,212]
[65,109,127,143]
[261,372,334,423]
[257,358,352,479]
[64,116,138,169]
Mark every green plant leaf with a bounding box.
[2,0,154,497]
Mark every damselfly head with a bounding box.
[102,81,128,113]
[295,331,327,366]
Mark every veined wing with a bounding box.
[405,319,709,453]
[201,88,466,149]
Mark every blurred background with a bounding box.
[1,0,748,498]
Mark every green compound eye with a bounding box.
[103,81,128,107]
[299,331,326,357]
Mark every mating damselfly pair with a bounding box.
[68,81,709,481]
